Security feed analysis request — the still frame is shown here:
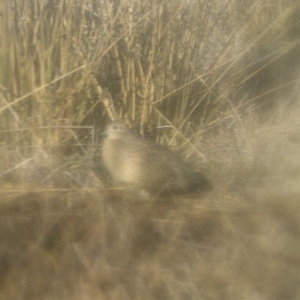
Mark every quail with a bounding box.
[101,120,211,196]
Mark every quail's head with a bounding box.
[103,120,131,140]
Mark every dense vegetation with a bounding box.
[1,0,300,299]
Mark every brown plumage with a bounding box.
[101,120,212,196]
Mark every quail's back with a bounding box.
[101,121,211,195]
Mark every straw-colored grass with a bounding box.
[1,0,300,299]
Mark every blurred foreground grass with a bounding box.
[1,177,300,299]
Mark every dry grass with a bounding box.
[1,160,300,300]
[1,108,300,299]
[1,0,300,299]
